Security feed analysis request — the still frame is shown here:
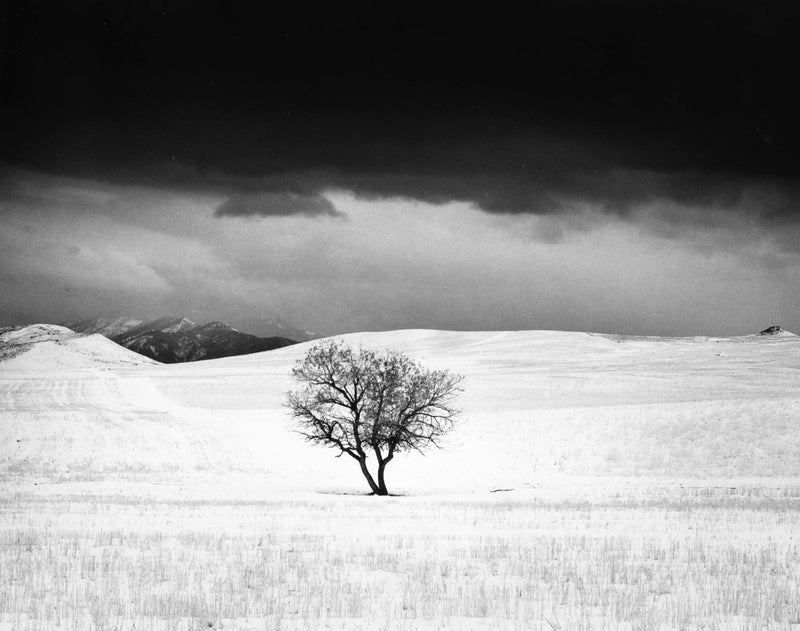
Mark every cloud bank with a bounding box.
[215,192,342,219]
[1,170,799,337]
[3,3,800,335]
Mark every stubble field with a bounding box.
[3,490,800,630]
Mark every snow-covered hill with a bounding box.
[0,324,156,368]
[1,325,799,497]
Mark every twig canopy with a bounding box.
[285,340,463,495]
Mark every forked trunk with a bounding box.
[358,457,382,495]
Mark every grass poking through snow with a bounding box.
[1,492,799,630]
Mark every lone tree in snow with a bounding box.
[285,340,463,495]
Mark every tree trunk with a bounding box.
[358,457,382,495]
[377,455,393,496]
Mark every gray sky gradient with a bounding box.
[3,4,800,337]
[1,167,798,337]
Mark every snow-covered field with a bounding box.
[2,325,800,629]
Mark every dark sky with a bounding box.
[2,1,800,336]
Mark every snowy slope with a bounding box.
[1,326,800,496]
[0,324,156,369]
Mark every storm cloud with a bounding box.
[215,192,342,219]
[3,2,800,223]
[2,2,800,335]
[2,174,799,336]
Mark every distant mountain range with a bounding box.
[61,316,146,339]
[63,315,315,341]
[62,316,302,363]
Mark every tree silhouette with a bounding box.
[286,340,463,495]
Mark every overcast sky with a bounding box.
[2,2,800,336]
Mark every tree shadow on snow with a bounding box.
[316,489,408,497]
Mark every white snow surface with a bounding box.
[1,323,77,345]
[0,323,156,369]
[2,325,800,499]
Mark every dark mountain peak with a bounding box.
[62,314,300,363]
[114,316,197,342]
[759,325,783,336]
[158,317,197,333]
[62,316,144,338]
[103,315,296,363]
[198,321,236,332]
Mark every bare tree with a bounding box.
[285,340,463,495]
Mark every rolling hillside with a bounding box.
[2,325,800,498]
